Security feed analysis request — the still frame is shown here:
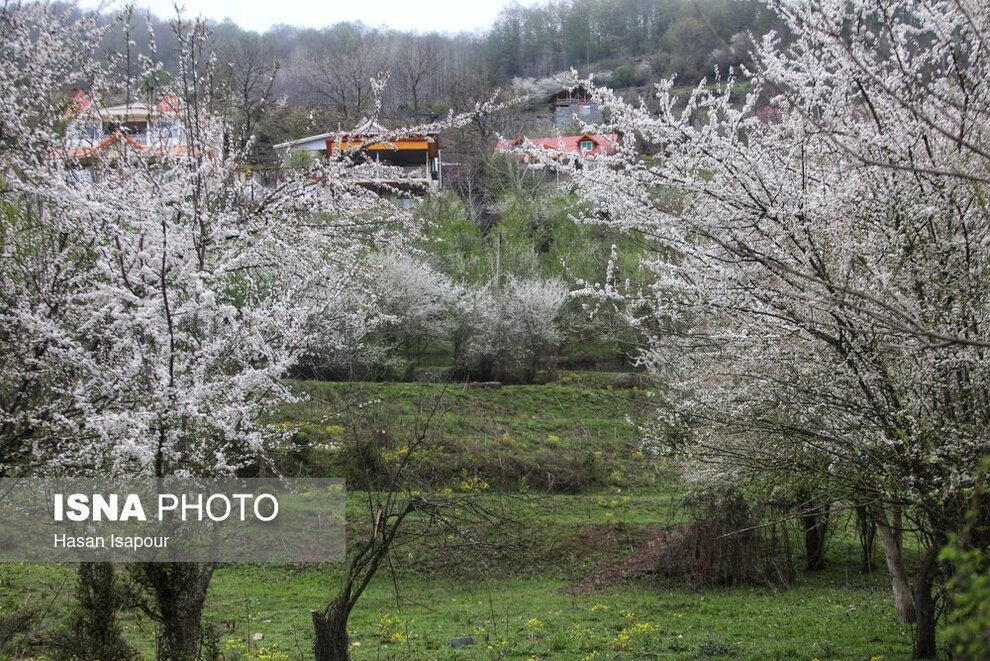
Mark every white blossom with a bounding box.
[0,4,409,478]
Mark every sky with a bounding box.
[74,0,543,34]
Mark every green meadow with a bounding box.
[1,377,916,659]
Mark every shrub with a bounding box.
[0,607,39,658]
[942,462,990,659]
[608,63,645,89]
[49,564,136,660]
[655,490,794,587]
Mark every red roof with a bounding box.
[155,94,182,114]
[63,92,181,118]
[55,130,142,161]
[64,88,93,115]
[495,133,619,160]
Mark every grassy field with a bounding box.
[0,560,910,660]
[0,376,923,659]
[271,377,664,493]
[204,567,909,660]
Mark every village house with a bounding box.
[274,118,442,196]
[548,85,603,130]
[58,90,190,174]
[494,133,619,165]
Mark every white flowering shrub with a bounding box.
[451,276,568,381]
[372,250,460,353]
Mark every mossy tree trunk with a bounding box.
[800,500,830,571]
[912,546,941,660]
[874,504,916,624]
[312,599,352,661]
[132,562,214,661]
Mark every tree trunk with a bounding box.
[855,505,877,573]
[874,505,916,623]
[801,501,830,571]
[156,603,207,661]
[312,598,351,661]
[912,546,940,659]
[135,563,214,661]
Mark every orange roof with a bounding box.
[326,135,439,159]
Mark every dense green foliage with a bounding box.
[419,188,639,288]
[486,0,783,82]
[942,461,990,658]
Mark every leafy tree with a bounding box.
[419,193,490,283]
[942,458,990,659]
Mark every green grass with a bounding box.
[1,488,917,659]
[199,566,911,660]
[272,378,663,492]
[0,378,930,659]
[276,377,652,449]
[0,560,912,660]
[0,485,919,660]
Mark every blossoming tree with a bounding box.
[562,1,990,657]
[0,3,415,657]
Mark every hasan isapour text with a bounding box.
[53,533,170,549]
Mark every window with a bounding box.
[151,121,184,143]
[581,104,592,116]
[580,139,594,152]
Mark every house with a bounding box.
[58,91,190,169]
[274,118,442,195]
[494,133,619,165]
[548,86,603,130]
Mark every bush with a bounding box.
[0,607,39,658]
[608,63,645,89]
[49,564,136,660]
[943,462,990,659]
[655,490,794,587]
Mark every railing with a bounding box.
[64,131,184,150]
